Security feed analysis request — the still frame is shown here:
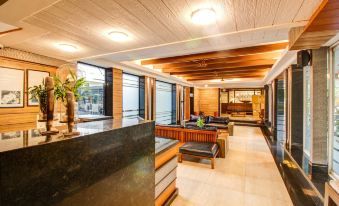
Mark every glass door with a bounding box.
[332,45,339,176]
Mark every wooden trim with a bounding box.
[155,181,176,206]
[141,42,288,65]
[0,56,58,68]
[0,27,22,35]
[155,144,179,169]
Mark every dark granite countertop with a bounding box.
[0,118,152,153]
[155,137,179,155]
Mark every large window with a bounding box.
[303,66,311,157]
[123,73,140,119]
[156,81,173,124]
[77,63,105,116]
[332,45,339,176]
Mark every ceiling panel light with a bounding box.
[191,8,216,25]
[56,44,77,52]
[108,31,130,42]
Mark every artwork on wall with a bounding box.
[0,131,23,140]
[0,67,24,108]
[27,70,50,106]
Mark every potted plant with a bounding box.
[28,81,48,121]
[54,70,87,122]
[196,117,205,129]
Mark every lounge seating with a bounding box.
[178,142,219,169]
[185,115,230,130]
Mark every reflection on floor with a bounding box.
[171,126,293,206]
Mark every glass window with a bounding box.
[304,66,311,157]
[77,63,105,116]
[332,45,339,175]
[123,73,140,119]
[276,77,286,145]
[156,81,173,124]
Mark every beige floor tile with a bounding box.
[171,126,293,206]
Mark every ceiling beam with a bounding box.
[171,67,269,77]
[174,68,268,78]
[186,74,264,81]
[182,70,266,78]
[141,42,288,65]
[160,51,281,69]
[162,59,275,73]
[289,0,339,50]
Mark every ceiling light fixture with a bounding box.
[204,84,208,87]
[56,44,78,52]
[191,8,216,25]
[108,31,130,42]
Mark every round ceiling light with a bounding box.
[191,8,216,25]
[108,31,130,42]
[57,44,77,52]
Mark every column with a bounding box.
[112,68,122,119]
[310,47,328,165]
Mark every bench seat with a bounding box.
[178,142,219,169]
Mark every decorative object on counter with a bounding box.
[54,69,87,123]
[64,92,80,137]
[40,77,58,135]
[0,67,24,108]
[196,116,205,128]
[28,80,48,121]
[27,70,49,106]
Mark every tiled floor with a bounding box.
[171,126,293,206]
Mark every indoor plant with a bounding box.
[54,70,87,122]
[196,117,205,129]
[28,80,48,120]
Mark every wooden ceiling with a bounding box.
[289,0,339,50]
[141,42,287,82]
[0,0,321,61]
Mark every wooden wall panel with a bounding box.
[0,57,57,128]
[193,87,200,115]
[184,87,190,120]
[198,88,219,116]
[112,68,123,119]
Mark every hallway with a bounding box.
[172,126,293,206]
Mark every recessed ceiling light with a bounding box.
[204,84,208,87]
[191,8,216,25]
[108,31,130,42]
[56,44,77,52]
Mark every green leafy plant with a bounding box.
[28,80,48,114]
[54,70,88,104]
[196,117,205,128]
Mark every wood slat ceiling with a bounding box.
[289,0,339,50]
[141,42,287,82]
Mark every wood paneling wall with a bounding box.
[112,68,123,119]
[194,88,219,116]
[184,87,190,120]
[0,57,57,128]
[193,88,200,115]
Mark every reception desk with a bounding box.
[0,118,155,206]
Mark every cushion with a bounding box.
[206,123,228,129]
[208,116,229,124]
[179,142,219,158]
[190,115,200,122]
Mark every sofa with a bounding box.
[185,115,230,130]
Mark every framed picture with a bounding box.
[27,70,50,106]
[0,67,24,108]
[0,131,23,140]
